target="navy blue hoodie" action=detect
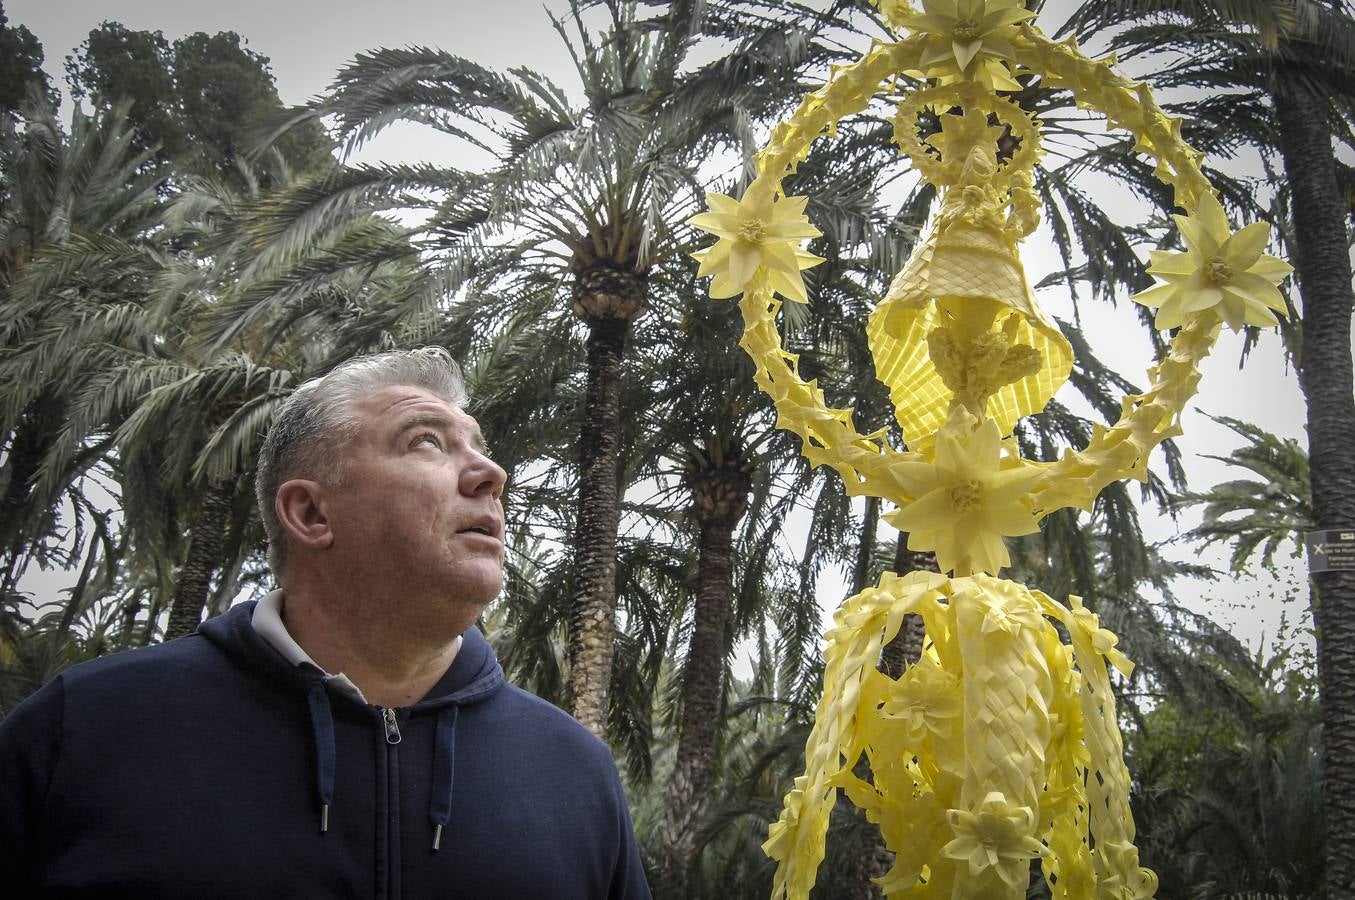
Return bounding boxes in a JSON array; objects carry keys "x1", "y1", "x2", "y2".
[{"x1": 0, "y1": 601, "x2": 652, "y2": 898}]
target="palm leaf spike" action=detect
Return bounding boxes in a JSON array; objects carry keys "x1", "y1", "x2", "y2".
[{"x1": 686, "y1": 2, "x2": 1292, "y2": 897}]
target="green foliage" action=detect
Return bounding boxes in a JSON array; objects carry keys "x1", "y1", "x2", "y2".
[
  {"x1": 1130, "y1": 647, "x2": 1324, "y2": 897},
  {"x1": 0, "y1": 82, "x2": 402, "y2": 670},
  {"x1": 65, "y1": 22, "x2": 330, "y2": 180},
  {"x1": 1060, "y1": 0, "x2": 1355, "y2": 124},
  {"x1": 0, "y1": 2, "x2": 50, "y2": 118},
  {"x1": 1178, "y1": 414, "x2": 1312, "y2": 573},
  {"x1": 172, "y1": 31, "x2": 330, "y2": 176},
  {"x1": 64, "y1": 23, "x2": 176, "y2": 160},
  {"x1": 1058, "y1": 0, "x2": 1355, "y2": 361},
  {"x1": 0, "y1": 93, "x2": 163, "y2": 588}
]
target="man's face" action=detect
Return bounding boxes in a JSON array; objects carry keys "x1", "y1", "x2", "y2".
[{"x1": 322, "y1": 384, "x2": 507, "y2": 631}]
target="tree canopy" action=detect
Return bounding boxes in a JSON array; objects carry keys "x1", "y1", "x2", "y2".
[{"x1": 64, "y1": 21, "x2": 330, "y2": 179}]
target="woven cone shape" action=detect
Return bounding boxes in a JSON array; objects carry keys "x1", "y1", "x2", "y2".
[{"x1": 868, "y1": 217, "x2": 1073, "y2": 449}]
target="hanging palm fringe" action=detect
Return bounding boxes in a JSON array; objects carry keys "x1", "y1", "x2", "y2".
[{"x1": 689, "y1": 1, "x2": 1291, "y2": 897}]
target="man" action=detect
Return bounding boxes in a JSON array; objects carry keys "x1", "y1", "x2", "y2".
[{"x1": 0, "y1": 348, "x2": 652, "y2": 899}]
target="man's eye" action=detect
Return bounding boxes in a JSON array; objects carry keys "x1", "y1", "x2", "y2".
[{"x1": 413, "y1": 433, "x2": 443, "y2": 449}]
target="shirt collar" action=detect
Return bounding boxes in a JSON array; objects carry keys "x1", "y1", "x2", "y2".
[{"x1": 252, "y1": 589, "x2": 460, "y2": 708}]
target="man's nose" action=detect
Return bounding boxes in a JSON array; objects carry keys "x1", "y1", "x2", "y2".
[{"x1": 465, "y1": 453, "x2": 508, "y2": 500}]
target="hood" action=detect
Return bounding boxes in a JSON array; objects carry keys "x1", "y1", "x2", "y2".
[
  {"x1": 198, "y1": 599, "x2": 507, "y2": 848},
  {"x1": 198, "y1": 599, "x2": 506, "y2": 709}
]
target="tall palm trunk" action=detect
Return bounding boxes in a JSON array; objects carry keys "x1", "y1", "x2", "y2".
[
  {"x1": 1272, "y1": 69, "x2": 1355, "y2": 894},
  {"x1": 657, "y1": 448, "x2": 750, "y2": 900},
  {"x1": 882, "y1": 537, "x2": 934, "y2": 677},
  {"x1": 163, "y1": 476, "x2": 234, "y2": 640},
  {"x1": 851, "y1": 495, "x2": 881, "y2": 595},
  {"x1": 567, "y1": 264, "x2": 647, "y2": 737},
  {"x1": 57, "y1": 512, "x2": 116, "y2": 635}
]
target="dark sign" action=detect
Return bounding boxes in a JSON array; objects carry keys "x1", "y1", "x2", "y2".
[{"x1": 1306, "y1": 529, "x2": 1355, "y2": 573}]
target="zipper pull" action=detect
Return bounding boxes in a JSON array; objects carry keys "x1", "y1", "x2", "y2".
[{"x1": 382, "y1": 707, "x2": 402, "y2": 744}]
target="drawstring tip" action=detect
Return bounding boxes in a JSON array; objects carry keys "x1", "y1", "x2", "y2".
[
  {"x1": 320, "y1": 804, "x2": 330, "y2": 834},
  {"x1": 432, "y1": 824, "x2": 443, "y2": 851}
]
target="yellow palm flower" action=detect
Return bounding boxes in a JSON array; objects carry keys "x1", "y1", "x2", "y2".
[
  {"x1": 880, "y1": 656, "x2": 962, "y2": 743},
  {"x1": 887, "y1": 417, "x2": 1043, "y2": 575},
  {"x1": 1068, "y1": 595, "x2": 1133, "y2": 677},
  {"x1": 970, "y1": 578, "x2": 1045, "y2": 635},
  {"x1": 1095, "y1": 840, "x2": 1158, "y2": 899},
  {"x1": 896, "y1": 0, "x2": 1034, "y2": 90},
  {"x1": 689, "y1": 176, "x2": 825, "y2": 303},
  {"x1": 1131, "y1": 192, "x2": 1291, "y2": 332},
  {"x1": 762, "y1": 775, "x2": 809, "y2": 860},
  {"x1": 925, "y1": 106, "x2": 1007, "y2": 168},
  {"x1": 941, "y1": 791, "x2": 1047, "y2": 886}
]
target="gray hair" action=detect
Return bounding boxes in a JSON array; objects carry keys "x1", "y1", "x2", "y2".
[{"x1": 256, "y1": 347, "x2": 467, "y2": 575}]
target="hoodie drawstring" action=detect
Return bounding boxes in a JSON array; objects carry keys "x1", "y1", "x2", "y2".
[
  {"x1": 429, "y1": 706, "x2": 458, "y2": 850},
  {"x1": 305, "y1": 681, "x2": 460, "y2": 849},
  {"x1": 306, "y1": 682, "x2": 337, "y2": 834}
]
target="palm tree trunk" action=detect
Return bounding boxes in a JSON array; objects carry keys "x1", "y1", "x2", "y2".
[
  {"x1": 0, "y1": 396, "x2": 65, "y2": 586},
  {"x1": 163, "y1": 476, "x2": 234, "y2": 640},
  {"x1": 119, "y1": 596, "x2": 144, "y2": 650},
  {"x1": 657, "y1": 446, "x2": 750, "y2": 900},
  {"x1": 58, "y1": 517, "x2": 105, "y2": 635},
  {"x1": 567, "y1": 265, "x2": 646, "y2": 737},
  {"x1": 851, "y1": 495, "x2": 881, "y2": 595},
  {"x1": 566, "y1": 316, "x2": 628, "y2": 736},
  {"x1": 0, "y1": 423, "x2": 40, "y2": 555},
  {"x1": 657, "y1": 518, "x2": 734, "y2": 900},
  {"x1": 1272, "y1": 70, "x2": 1355, "y2": 895},
  {"x1": 881, "y1": 536, "x2": 935, "y2": 677}
]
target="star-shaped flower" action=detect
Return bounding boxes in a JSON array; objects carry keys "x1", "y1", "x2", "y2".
[
  {"x1": 1131, "y1": 192, "x2": 1291, "y2": 332},
  {"x1": 925, "y1": 108, "x2": 1007, "y2": 167},
  {"x1": 941, "y1": 791, "x2": 1047, "y2": 886},
  {"x1": 887, "y1": 417, "x2": 1044, "y2": 575},
  {"x1": 688, "y1": 176, "x2": 825, "y2": 303},
  {"x1": 896, "y1": 0, "x2": 1034, "y2": 90},
  {"x1": 970, "y1": 579, "x2": 1045, "y2": 636},
  {"x1": 880, "y1": 656, "x2": 962, "y2": 743}
]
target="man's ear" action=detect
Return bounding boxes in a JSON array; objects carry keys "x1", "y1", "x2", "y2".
[{"x1": 275, "y1": 480, "x2": 334, "y2": 552}]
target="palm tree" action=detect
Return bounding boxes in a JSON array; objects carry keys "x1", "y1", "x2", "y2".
[
  {"x1": 1129, "y1": 639, "x2": 1324, "y2": 897},
  {"x1": 1177, "y1": 414, "x2": 1312, "y2": 573},
  {"x1": 1275, "y1": 67, "x2": 1355, "y2": 893},
  {"x1": 3, "y1": 146, "x2": 434, "y2": 643},
  {"x1": 269, "y1": 0, "x2": 843, "y2": 737},
  {"x1": 147, "y1": 159, "x2": 440, "y2": 639},
  {"x1": 0, "y1": 95, "x2": 162, "y2": 592},
  {"x1": 654, "y1": 431, "x2": 754, "y2": 900},
  {"x1": 1056, "y1": 0, "x2": 1355, "y2": 885}
]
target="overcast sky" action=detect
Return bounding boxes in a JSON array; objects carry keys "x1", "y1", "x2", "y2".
[
  {"x1": 12, "y1": 1, "x2": 576, "y2": 105},
  {"x1": 10, "y1": 0, "x2": 1316, "y2": 654}
]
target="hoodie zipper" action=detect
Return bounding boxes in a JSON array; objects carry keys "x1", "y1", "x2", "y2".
[
  {"x1": 382, "y1": 706, "x2": 402, "y2": 744},
  {"x1": 379, "y1": 706, "x2": 403, "y2": 899}
]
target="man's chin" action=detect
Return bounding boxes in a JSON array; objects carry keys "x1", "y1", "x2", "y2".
[
  {"x1": 445, "y1": 572, "x2": 505, "y2": 620},
  {"x1": 461, "y1": 566, "x2": 505, "y2": 604}
]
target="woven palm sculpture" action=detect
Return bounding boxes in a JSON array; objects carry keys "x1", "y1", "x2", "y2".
[{"x1": 688, "y1": 2, "x2": 1291, "y2": 897}]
